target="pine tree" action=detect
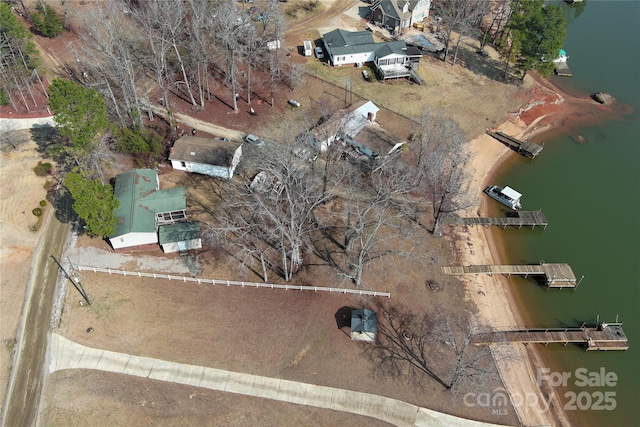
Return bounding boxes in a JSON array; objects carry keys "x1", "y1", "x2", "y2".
[
  {"x1": 48, "y1": 78, "x2": 111, "y2": 151},
  {"x1": 31, "y1": 3, "x2": 63, "y2": 38},
  {"x1": 65, "y1": 171, "x2": 119, "y2": 237}
]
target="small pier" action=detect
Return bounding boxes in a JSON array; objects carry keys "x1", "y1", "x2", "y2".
[
  {"x1": 472, "y1": 322, "x2": 629, "y2": 351},
  {"x1": 441, "y1": 262, "x2": 579, "y2": 288},
  {"x1": 487, "y1": 131, "x2": 543, "y2": 159},
  {"x1": 444, "y1": 210, "x2": 548, "y2": 229},
  {"x1": 555, "y1": 61, "x2": 572, "y2": 77}
]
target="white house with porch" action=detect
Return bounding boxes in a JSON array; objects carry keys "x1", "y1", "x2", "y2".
[
  {"x1": 370, "y1": 0, "x2": 431, "y2": 34},
  {"x1": 321, "y1": 29, "x2": 422, "y2": 81},
  {"x1": 109, "y1": 169, "x2": 201, "y2": 252}
]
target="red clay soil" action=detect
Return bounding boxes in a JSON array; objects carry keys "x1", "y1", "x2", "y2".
[
  {"x1": 0, "y1": 76, "x2": 52, "y2": 119},
  {"x1": 516, "y1": 72, "x2": 633, "y2": 136}
]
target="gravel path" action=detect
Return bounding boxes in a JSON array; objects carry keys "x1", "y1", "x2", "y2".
[{"x1": 64, "y1": 237, "x2": 193, "y2": 274}]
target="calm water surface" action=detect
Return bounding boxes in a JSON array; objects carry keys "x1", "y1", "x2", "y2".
[{"x1": 494, "y1": 1, "x2": 639, "y2": 426}]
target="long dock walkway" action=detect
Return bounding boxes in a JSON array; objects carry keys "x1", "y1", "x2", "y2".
[
  {"x1": 441, "y1": 262, "x2": 578, "y2": 288},
  {"x1": 444, "y1": 211, "x2": 548, "y2": 229},
  {"x1": 487, "y1": 131, "x2": 543, "y2": 159},
  {"x1": 472, "y1": 323, "x2": 629, "y2": 351}
]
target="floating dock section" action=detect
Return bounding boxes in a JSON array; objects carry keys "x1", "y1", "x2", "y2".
[
  {"x1": 472, "y1": 323, "x2": 629, "y2": 351},
  {"x1": 486, "y1": 131, "x2": 543, "y2": 159},
  {"x1": 442, "y1": 262, "x2": 579, "y2": 288},
  {"x1": 555, "y1": 61, "x2": 573, "y2": 77}
]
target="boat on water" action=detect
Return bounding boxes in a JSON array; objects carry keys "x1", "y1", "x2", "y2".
[
  {"x1": 542, "y1": 49, "x2": 568, "y2": 63},
  {"x1": 484, "y1": 185, "x2": 522, "y2": 210},
  {"x1": 552, "y1": 49, "x2": 569, "y2": 63}
]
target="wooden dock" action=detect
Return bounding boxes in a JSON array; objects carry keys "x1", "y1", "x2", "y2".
[
  {"x1": 472, "y1": 323, "x2": 628, "y2": 351},
  {"x1": 444, "y1": 210, "x2": 548, "y2": 229},
  {"x1": 486, "y1": 131, "x2": 543, "y2": 159},
  {"x1": 442, "y1": 262, "x2": 579, "y2": 288},
  {"x1": 555, "y1": 61, "x2": 573, "y2": 77}
]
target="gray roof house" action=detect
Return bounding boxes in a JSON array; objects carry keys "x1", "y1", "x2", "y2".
[
  {"x1": 370, "y1": 0, "x2": 431, "y2": 34},
  {"x1": 321, "y1": 29, "x2": 422, "y2": 81},
  {"x1": 109, "y1": 169, "x2": 201, "y2": 252},
  {"x1": 169, "y1": 135, "x2": 243, "y2": 179},
  {"x1": 351, "y1": 309, "x2": 378, "y2": 342}
]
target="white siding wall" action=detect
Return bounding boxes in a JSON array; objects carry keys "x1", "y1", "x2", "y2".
[
  {"x1": 110, "y1": 232, "x2": 158, "y2": 250},
  {"x1": 412, "y1": 0, "x2": 430, "y2": 22},
  {"x1": 171, "y1": 159, "x2": 231, "y2": 179},
  {"x1": 229, "y1": 145, "x2": 242, "y2": 178},
  {"x1": 161, "y1": 238, "x2": 202, "y2": 254},
  {"x1": 331, "y1": 51, "x2": 375, "y2": 67}
]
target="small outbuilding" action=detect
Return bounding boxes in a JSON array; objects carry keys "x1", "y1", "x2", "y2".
[
  {"x1": 158, "y1": 221, "x2": 202, "y2": 254},
  {"x1": 351, "y1": 309, "x2": 378, "y2": 342},
  {"x1": 169, "y1": 135, "x2": 243, "y2": 179}
]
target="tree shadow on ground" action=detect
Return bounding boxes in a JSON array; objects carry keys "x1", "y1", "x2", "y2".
[
  {"x1": 362, "y1": 299, "x2": 498, "y2": 392},
  {"x1": 448, "y1": 43, "x2": 524, "y2": 85},
  {"x1": 50, "y1": 187, "x2": 76, "y2": 224},
  {"x1": 30, "y1": 124, "x2": 61, "y2": 159}
]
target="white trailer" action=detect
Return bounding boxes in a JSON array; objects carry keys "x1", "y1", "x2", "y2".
[{"x1": 303, "y1": 40, "x2": 313, "y2": 56}]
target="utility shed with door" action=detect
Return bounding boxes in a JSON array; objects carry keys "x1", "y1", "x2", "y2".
[
  {"x1": 169, "y1": 135, "x2": 243, "y2": 179},
  {"x1": 158, "y1": 221, "x2": 202, "y2": 254},
  {"x1": 351, "y1": 309, "x2": 378, "y2": 342}
]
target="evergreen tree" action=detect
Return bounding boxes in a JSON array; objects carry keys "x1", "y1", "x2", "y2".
[
  {"x1": 66, "y1": 171, "x2": 119, "y2": 237},
  {"x1": 31, "y1": 2, "x2": 63, "y2": 38},
  {"x1": 504, "y1": 0, "x2": 567, "y2": 79},
  {"x1": 0, "y1": 3, "x2": 40, "y2": 68},
  {"x1": 48, "y1": 78, "x2": 111, "y2": 151}
]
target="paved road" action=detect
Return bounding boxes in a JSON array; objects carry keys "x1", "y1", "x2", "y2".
[
  {"x1": 49, "y1": 333, "x2": 510, "y2": 427},
  {"x1": 2, "y1": 216, "x2": 70, "y2": 427}
]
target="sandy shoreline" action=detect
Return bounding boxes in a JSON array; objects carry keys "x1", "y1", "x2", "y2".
[
  {"x1": 453, "y1": 71, "x2": 625, "y2": 426},
  {"x1": 458, "y1": 118, "x2": 570, "y2": 427}
]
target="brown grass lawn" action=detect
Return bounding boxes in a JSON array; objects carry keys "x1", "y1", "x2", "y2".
[{"x1": 31, "y1": 2, "x2": 538, "y2": 426}]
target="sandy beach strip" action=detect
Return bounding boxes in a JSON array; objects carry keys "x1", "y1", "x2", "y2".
[{"x1": 456, "y1": 116, "x2": 572, "y2": 427}]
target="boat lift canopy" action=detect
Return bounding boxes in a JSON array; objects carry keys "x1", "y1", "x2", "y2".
[{"x1": 501, "y1": 186, "x2": 522, "y2": 201}]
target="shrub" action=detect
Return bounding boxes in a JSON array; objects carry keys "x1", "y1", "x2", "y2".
[
  {"x1": 0, "y1": 88, "x2": 9, "y2": 106},
  {"x1": 115, "y1": 127, "x2": 163, "y2": 155},
  {"x1": 115, "y1": 127, "x2": 147, "y2": 154},
  {"x1": 39, "y1": 200, "x2": 47, "y2": 207},
  {"x1": 32, "y1": 208, "x2": 42, "y2": 217},
  {"x1": 33, "y1": 161, "x2": 52, "y2": 176}
]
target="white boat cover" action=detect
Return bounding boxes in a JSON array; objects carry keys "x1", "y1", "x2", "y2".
[{"x1": 501, "y1": 186, "x2": 522, "y2": 200}]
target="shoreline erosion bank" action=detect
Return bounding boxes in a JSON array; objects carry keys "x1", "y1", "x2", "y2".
[{"x1": 456, "y1": 73, "x2": 627, "y2": 427}]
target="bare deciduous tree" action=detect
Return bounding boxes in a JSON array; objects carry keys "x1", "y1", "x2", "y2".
[
  {"x1": 204, "y1": 136, "x2": 332, "y2": 282},
  {"x1": 434, "y1": 0, "x2": 491, "y2": 65},
  {"x1": 365, "y1": 301, "x2": 498, "y2": 391},
  {"x1": 410, "y1": 108, "x2": 476, "y2": 234}
]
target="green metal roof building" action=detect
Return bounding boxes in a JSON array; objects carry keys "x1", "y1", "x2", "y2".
[{"x1": 109, "y1": 169, "x2": 190, "y2": 250}]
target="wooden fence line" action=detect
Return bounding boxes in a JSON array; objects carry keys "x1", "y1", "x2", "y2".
[{"x1": 76, "y1": 266, "x2": 391, "y2": 297}]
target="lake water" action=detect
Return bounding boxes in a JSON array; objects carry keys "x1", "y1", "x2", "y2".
[{"x1": 495, "y1": 1, "x2": 640, "y2": 426}]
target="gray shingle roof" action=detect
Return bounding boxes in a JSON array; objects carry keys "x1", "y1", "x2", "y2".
[
  {"x1": 170, "y1": 135, "x2": 241, "y2": 167},
  {"x1": 323, "y1": 29, "x2": 375, "y2": 48},
  {"x1": 158, "y1": 221, "x2": 200, "y2": 244}
]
